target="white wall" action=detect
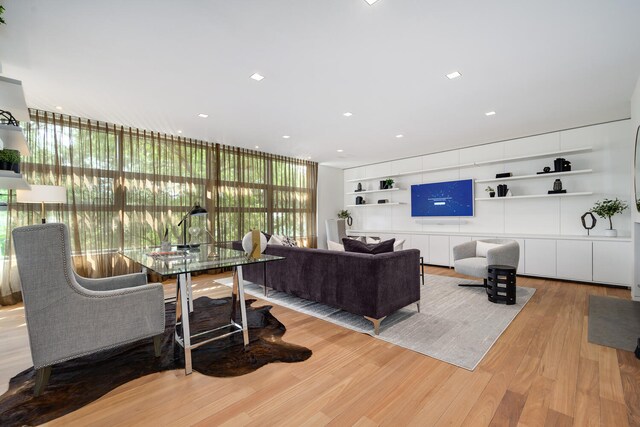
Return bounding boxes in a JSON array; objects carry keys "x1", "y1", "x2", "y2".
[
  {"x1": 344, "y1": 120, "x2": 633, "y2": 238},
  {"x1": 317, "y1": 165, "x2": 344, "y2": 249},
  {"x1": 631, "y1": 76, "x2": 640, "y2": 300}
]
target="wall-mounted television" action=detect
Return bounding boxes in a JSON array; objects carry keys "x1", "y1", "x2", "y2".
[{"x1": 411, "y1": 179, "x2": 474, "y2": 217}]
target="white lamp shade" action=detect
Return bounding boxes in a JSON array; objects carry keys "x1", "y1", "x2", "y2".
[{"x1": 17, "y1": 185, "x2": 67, "y2": 204}]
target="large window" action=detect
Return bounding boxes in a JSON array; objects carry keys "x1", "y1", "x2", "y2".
[{"x1": 0, "y1": 110, "x2": 317, "y2": 300}]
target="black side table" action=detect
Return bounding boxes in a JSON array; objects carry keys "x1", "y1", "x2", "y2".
[{"x1": 486, "y1": 265, "x2": 516, "y2": 305}]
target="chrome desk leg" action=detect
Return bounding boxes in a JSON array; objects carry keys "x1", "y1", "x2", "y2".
[
  {"x1": 176, "y1": 273, "x2": 192, "y2": 375},
  {"x1": 187, "y1": 272, "x2": 194, "y2": 313},
  {"x1": 231, "y1": 266, "x2": 250, "y2": 346}
]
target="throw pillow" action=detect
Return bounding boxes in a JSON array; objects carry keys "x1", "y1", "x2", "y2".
[
  {"x1": 342, "y1": 238, "x2": 395, "y2": 254},
  {"x1": 476, "y1": 241, "x2": 502, "y2": 258},
  {"x1": 366, "y1": 236, "x2": 381, "y2": 244},
  {"x1": 345, "y1": 236, "x2": 365, "y2": 243},
  {"x1": 281, "y1": 236, "x2": 299, "y2": 247},
  {"x1": 268, "y1": 235, "x2": 284, "y2": 246},
  {"x1": 327, "y1": 240, "x2": 345, "y2": 251},
  {"x1": 393, "y1": 239, "x2": 405, "y2": 251}
]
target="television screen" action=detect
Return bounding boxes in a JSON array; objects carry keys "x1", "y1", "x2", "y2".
[{"x1": 411, "y1": 179, "x2": 474, "y2": 217}]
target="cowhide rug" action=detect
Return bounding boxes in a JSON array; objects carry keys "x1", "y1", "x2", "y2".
[{"x1": 0, "y1": 297, "x2": 311, "y2": 426}]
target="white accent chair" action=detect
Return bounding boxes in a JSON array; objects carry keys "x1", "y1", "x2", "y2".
[
  {"x1": 452, "y1": 239, "x2": 520, "y2": 287},
  {"x1": 325, "y1": 219, "x2": 347, "y2": 245}
]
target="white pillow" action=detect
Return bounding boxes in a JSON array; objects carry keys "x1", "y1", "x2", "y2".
[
  {"x1": 393, "y1": 239, "x2": 405, "y2": 251},
  {"x1": 268, "y1": 235, "x2": 284, "y2": 246},
  {"x1": 366, "y1": 236, "x2": 381, "y2": 244},
  {"x1": 476, "y1": 241, "x2": 502, "y2": 258},
  {"x1": 327, "y1": 240, "x2": 345, "y2": 251}
]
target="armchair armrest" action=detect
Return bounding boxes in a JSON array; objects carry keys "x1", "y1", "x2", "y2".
[
  {"x1": 453, "y1": 241, "x2": 477, "y2": 261},
  {"x1": 74, "y1": 271, "x2": 149, "y2": 292},
  {"x1": 486, "y1": 241, "x2": 520, "y2": 270}
]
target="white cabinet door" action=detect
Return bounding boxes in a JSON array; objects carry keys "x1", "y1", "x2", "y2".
[
  {"x1": 411, "y1": 235, "x2": 429, "y2": 263},
  {"x1": 593, "y1": 241, "x2": 633, "y2": 286},
  {"x1": 429, "y1": 235, "x2": 450, "y2": 266},
  {"x1": 525, "y1": 239, "x2": 557, "y2": 277},
  {"x1": 449, "y1": 236, "x2": 472, "y2": 267},
  {"x1": 556, "y1": 240, "x2": 592, "y2": 282}
]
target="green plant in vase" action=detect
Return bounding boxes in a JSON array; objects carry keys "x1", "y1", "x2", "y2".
[
  {"x1": 485, "y1": 186, "x2": 495, "y2": 198},
  {"x1": 383, "y1": 178, "x2": 394, "y2": 189},
  {"x1": 590, "y1": 198, "x2": 628, "y2": 237},
  {"x1": 337, "y1": 209, "x2": 353, "y2": 227}
]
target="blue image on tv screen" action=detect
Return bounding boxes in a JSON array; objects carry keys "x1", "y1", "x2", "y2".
[{"x1": 411, "y1": 179, "x2": 474, "y2": 217}]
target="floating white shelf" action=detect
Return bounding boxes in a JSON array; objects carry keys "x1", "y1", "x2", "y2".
[
  {"x1": 346, "y1": 188, "x2": 402, "y2": 195},
  {"x1": 475, "y1": 169, "x2": 592, "y2": 183},
  {"x1": 0, "y1": 76, "x2": 30, "y2": 122},
  {"x1": 475, "y1": 192, "x2": 593, "y2": 201},
  {"x1": 345, "y1": 147, "x2": 592, "y2": 182},
  {"x1": 0, "y1": 124, "x2": 30, "y2": 155},
  {"x1": 0, "y1": 170, "x2": 31, "y2": 190},
  {"x1": 346, "y1": 202, "x2": 405, "y2": 207}
]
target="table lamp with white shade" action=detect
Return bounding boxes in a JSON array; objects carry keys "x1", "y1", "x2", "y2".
[{"x1": 16, "y1": 185, "x2": 67, "y2": 223}]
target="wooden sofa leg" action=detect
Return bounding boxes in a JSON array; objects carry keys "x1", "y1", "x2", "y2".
[
  {"x1": 364, "y1": 316, "x2": 386, "y2": 335},
  {"x1": 153, "y1": 334, "x2": 163, "y2": 357},
  {"x1": 34, "y1": 366, "x2": 51, "y2": 397}
]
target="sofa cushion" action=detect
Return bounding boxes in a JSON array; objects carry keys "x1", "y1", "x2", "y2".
[
  {"x1": 476, "y1": 241, "x2": 502, "y2": 258},
  {"x1": 268, "y1": 235, "x2": 284, "y2": 245},
  {"x1": 342, "y1": 238, "x2": 395, "y2": 254},
  {"x1": 394, "y1": 239, "x2": 405, "y2": 251},
  {"x1": 281, "y1": 236, "x2": 299, "y2": 247},
  {"x1": 327, "y1": 240, "x2": 345, "y2": 251}
]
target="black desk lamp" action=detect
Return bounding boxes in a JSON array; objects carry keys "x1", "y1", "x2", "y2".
[{"x1": 177, "y1": 204, "x2": 208, "y2": 249}]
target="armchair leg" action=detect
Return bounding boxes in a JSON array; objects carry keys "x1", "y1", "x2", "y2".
[
  {"x1": 364, "y1": 316, "x2": 386, "y2": 335},
  {"x1": 153, "y1": 334, "x2": 163, "y2": 357},
  {"x1": 34, "y1": 366, "x2": 51, "y2": 397},
  {"x1": 416, "y1": 302, "x2": 421, "y2": 313}
]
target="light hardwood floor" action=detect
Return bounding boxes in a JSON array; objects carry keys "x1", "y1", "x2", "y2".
[{"x1": 1, "y1": 267, "x2": 639, "y2": 426}]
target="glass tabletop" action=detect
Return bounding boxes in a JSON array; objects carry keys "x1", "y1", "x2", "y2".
[{"x1": 119, "y1": 245, "x2": 285, "y2": 276}]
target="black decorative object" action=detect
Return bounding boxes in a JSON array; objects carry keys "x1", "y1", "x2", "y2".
[
  {"x1": 380, "y1": 180, "x2": 386, "y2": 190},
  {"x1": 490, "y1": 191, "x2": 495, "y2": 198},
  {"x1": 497, "y1": 184, "x2": 509, "y2": 197},
  {"x1": 581, "y1": 212, "x2": 597, "y2": 235},
  {"x1": 355, "y1": 196, "x2": 364, "y2": 205},
  {"x1": 377, "y1": 199, "x2": 388, "y2": 204},
  {"x1": 495, "y1": 172, "x2": 512, "y2": 179},
  {"x1": 346, "y1": 216, "x2": 353, "y2": 226},
  {"x1": 177, "y1": 204, "x2": 208, "y2": 249},
  {"x1": 0, "y1": 109, "x2": 19, "y2": 126},
  {"x1": 548, "y1": 179, "x2": 567, "y2": 194},
  {"x1": 356, "y1": 183, "x2": 362, "y2": 192},
  {"x1": 537, "y1": 166, "x2": 552, "y2": 174},
  {"x1": 486, "y1": 265, "x2": 516, "y2": 305},
  {"x1": 553, "y1": 158, "x2": 572, "y2": 172}
]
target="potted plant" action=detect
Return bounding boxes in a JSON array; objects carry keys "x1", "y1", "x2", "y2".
[
  {"x1": 7, "y1": 149, "x2": 20, "y2": 173},
  {"x1": 590, "y1": 198, "x2": 628, "y2": 237},
  {"x1": 0, "y1": 149, "x2": 14, "y2": 172},
  {"x1": 381, "y1": 178, "x2": 394, "y2": 190},
  {"x1": 337, "y1": 209, "x2": 353, "y2": 227},
  {"x1": 485, "y1": 186, "x2": 495, "y2": 198}
]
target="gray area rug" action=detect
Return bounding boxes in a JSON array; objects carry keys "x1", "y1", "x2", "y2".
[
  {"x1": 217, "y1": 274, "x2": 535, "y2": 370},
  {"x1": 588, "y1": 295, "x2": 640, "y2": 352}
]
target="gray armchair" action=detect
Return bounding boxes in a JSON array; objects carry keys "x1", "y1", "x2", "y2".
[
  {"x1": 12, "y1": 223, "x2": 165, "y2": 396},
  {"x1": 453, "y1": 239, "x2": 520, "y2": 287}
]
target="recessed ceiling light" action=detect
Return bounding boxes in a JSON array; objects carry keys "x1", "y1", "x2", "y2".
[
  {"x1": 55, "y1": 106, "x2": 63, "y2": 110},
  {"x1": 198, "y1": 113, "x2": 209, "y2": 118},
  {"x1": 343, "y1": 112, "x2": 353, "y2": 117},
  {"x1": 250, "y1": 73, "x2": 265, "y2": 81},
  {"x1": 177, "y1": 130, "x2": 182, "y2": 134},
  {"x1": 485, "y1": 111, "x2": 496, "y2": 116},
  {"x1": 255, "y1": 145, "x2": 260, "y2": 149},
  {"x1": 307, "y1": 156, "x2": 312, "y2": 160},
  {"x1": 282, "y1": 135, "x2": 291, "y2": 139},
  {"x1": 364, "y1": 0, "x2": 380, "y2": 4},
  {"x1": 446, "y1": 71, "x2": 462, "y2": 80},
  {"x1": 337, "y1": 149, "x2": 344, "y2": 153},
  {"x1": 396, "y1": 134, "x2": 404, "y2": 138}
]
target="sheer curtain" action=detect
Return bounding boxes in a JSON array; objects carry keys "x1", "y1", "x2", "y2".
[{"x1": 0, "y1": 110, "x2": 318, "y2": 305}]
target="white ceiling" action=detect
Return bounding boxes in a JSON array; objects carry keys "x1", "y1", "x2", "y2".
[{"x1": 1, "y1": 0, "x2": 640, "y2": 168}]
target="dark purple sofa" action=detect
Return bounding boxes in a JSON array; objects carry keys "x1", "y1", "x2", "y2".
[{"x1": 231, "y1": 243, "x2": 421, "y2": 334}]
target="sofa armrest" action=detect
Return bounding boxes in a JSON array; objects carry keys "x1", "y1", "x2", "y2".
[
  {"x1": 453, "y1": 240, "x2": 477, "y2": 261},
  {"x1": 74, "y1": 271, "x2": 149, "y2": 291},
  {"x1": 486, "y1": 241, "x2": 520, "y2": 270}
]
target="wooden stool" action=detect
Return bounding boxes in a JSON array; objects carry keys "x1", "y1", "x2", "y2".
[{"x1": 486, "y1": 265, "x2": 516, "y2": 305}]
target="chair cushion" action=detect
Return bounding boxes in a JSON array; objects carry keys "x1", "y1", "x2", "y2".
[
  {"x1": 454, "y1": 257, "x2": 489, "y2": 279},
  {"x1": 476, "y1": 241, "x2": 502, "y2": 258},
  {"x1": 342, "y1": 238, "x2": 395, "y2": 254}
]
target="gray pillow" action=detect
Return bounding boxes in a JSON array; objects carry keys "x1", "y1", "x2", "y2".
[{"x1": 342, "y1": 238, "x2": 395, "y2": 254}]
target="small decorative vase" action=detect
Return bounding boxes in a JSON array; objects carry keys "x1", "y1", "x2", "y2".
[
  {"x1": 489, "y1": 192, "x2": 495, "y2": 198},
  {"x1": 553, "y1": 179, "x2": 563, "y2": 192},
  {"x1": 357, "y1": 183, "x2": 362, "y2": 192},
  {"x1": 380, "y1": 180, "x2": 386, "y2": 190},
  {"x1": 604, "y1": 229, "x2": 618, "y2": 237}
]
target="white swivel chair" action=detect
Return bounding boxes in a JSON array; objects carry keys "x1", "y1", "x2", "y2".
[{"x1": 452, "y1": 239, "x2": 520, "y2": 287}]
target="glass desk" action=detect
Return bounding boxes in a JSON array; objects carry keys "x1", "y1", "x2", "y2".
[{"x1": 120, "y1": 245, "x2": 285, "y2": 375}]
